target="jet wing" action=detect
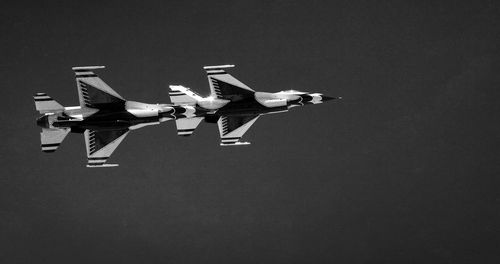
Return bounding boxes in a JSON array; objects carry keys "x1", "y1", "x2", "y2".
[
  {"x1": 217, "y1": 114, "x2": 260, "y2": 146},
  {"x1": 72, "y1": 66, "x2": 125, "y2": 109},
  {"x1": 84, "y1": 129, "x2": 129, "y2": 167},
  {"x1": 204, "y1": 65, "x2": 255, "y2": 101}
]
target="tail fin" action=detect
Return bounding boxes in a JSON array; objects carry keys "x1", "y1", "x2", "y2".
[
  {"x1": 40, "y1": 128, "x2": 70, "y2": 153},
  {"x1": 168, "y1": 85, "x2": 202, "y2": 106},
  {"x1": 34, "y1": 93, "x2": 64, "y2": 114}
]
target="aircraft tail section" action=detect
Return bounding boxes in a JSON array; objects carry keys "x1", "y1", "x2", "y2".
[
  {"x1": 34, "y1": 93, "x2": 64, "y2": 114},
  {"x1": 40, "y1": 128, "x2": 70, "y2": 153},
  {"x1": 168, "y1": 85, "x2": 202, "y2": 106},
  {"x1": 175, "y1": 117, "x2": 203, "y2": 136}
]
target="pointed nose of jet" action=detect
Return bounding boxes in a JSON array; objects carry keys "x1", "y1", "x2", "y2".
[{"x1": 321, "y1": 95, "x2": 335, "y2": 101}]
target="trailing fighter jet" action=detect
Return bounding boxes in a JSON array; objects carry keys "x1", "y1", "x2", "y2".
[
  {"x1": 34, "y1": 66, "x2": 206, "y2": 167},
  {"x1": 168, "y1": 64, "x2": 338, "y2": 146}
]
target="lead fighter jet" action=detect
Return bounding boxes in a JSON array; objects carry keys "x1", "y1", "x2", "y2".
[
  {"x1": 169, "y1": 64, "x2": 337, "y2": 145},
  {"x1": 34, "y1": 65, "x2": 337, "y2": 167}
]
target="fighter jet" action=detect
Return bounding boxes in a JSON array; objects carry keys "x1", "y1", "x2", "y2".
[
  {"x1": 168, "y1": 64, "x2": 338, "y2": 146},
  {"x1": 34, "y1": 66, "x2": 206, "y2": 167}
]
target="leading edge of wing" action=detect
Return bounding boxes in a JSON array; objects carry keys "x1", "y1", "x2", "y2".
[{"x1": 84, "y1": 128, "x2": 129, "y2": 167}]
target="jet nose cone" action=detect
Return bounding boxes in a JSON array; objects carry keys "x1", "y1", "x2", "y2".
[{"x1": 321, "y1": 95, "x2": 336, "y2": 101}]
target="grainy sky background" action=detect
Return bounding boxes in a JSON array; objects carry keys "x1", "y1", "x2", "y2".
[{"x1": 1, "y1": 1, "x2": 500, "y2": 263}]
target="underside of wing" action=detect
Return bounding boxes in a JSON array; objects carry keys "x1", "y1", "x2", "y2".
[
  {"x1": 204, "y1": 65, "x2": 255, "y2": 101},
  {"x1": 84, "y1": 128, "x2": 129, "y2": 167},
  {"x1": 72, "y1": 66, "x2": 125, "y2": 109},
  {"x1": 217, "y1": 114, "x2": 260, "y2": 146}
]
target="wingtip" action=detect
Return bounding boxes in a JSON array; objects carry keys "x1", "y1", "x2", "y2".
[
  {"x1": 72, "y1": 66, "x2": 106, "y2": 70},
  {"x1": 86, "y1": 163, "x2": 119, "y2": 168},
  {"x1": 220, "y1": 142, "x2": 251, "y2": 146},
  {"x1": 203, "y1": 64, "x2": 235, "y2": 70}
]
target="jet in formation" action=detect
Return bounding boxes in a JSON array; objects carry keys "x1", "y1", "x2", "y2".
[{"x1": 34, "y1": 65, "x2": 338, "y2": 167}]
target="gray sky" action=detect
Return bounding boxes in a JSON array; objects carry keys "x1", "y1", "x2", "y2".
[{"x1": 1, "y1": 1, "x2": 500, "y2": 263}]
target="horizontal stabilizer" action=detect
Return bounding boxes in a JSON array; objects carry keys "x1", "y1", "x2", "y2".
[
  {"x1": 40, "y1": 128, "x2": 70, "y2": 153},
  {"x1": 175, "y1": 117, "x2": 203, "y2": 136},
  {"x1": 169, "y1": 85, "x2": 202, "y2": 105},
  {"x1": 34, "y1": 93, "x2": 64, "y2": 114}
]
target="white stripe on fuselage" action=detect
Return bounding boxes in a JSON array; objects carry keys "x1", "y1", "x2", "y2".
[{"x1": 62, "y1": 106, "x2": 99, "y2": 120}]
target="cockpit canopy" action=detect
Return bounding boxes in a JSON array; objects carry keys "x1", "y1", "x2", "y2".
[{"x1": 276, "y1": 89, "x2": 307, "y2": 95}]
